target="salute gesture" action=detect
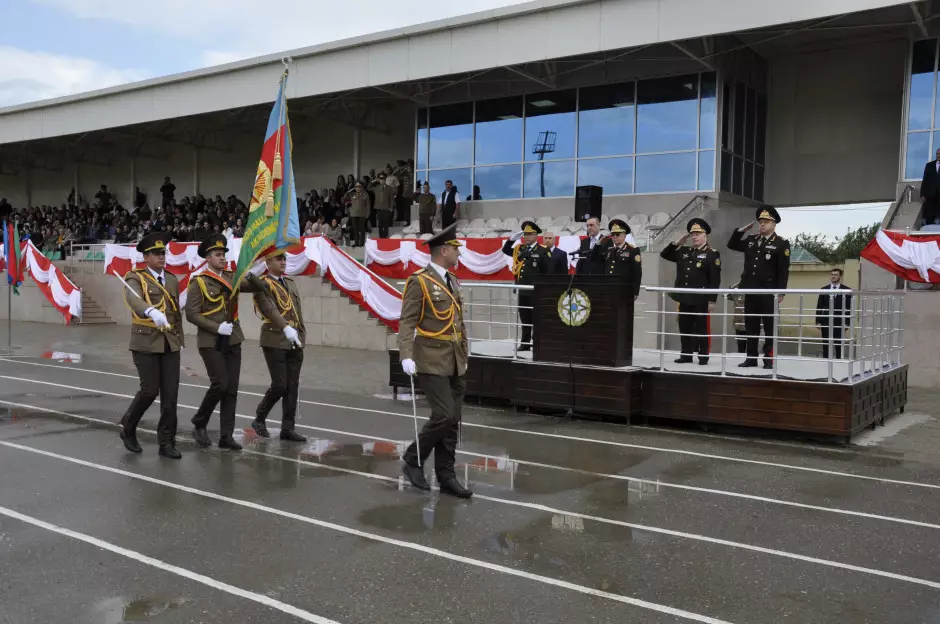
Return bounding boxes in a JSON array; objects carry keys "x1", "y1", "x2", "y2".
[
  {"x1": 674, "y1": 233, "x2": 690, "y2": 246},
  {"x1": 738, "y1": 221, "x2": 755, "y2": 233}
]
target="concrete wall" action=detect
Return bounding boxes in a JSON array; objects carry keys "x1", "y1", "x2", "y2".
[
  {"x1": 0, "y1": 280, "x2": 74, "y2": 324},
  {"x1": 901, "y1": 290, "x2": 940, "y2": 387},
  {"x1": 765, "y1": 36, "x2": 906, "y2": 206}
]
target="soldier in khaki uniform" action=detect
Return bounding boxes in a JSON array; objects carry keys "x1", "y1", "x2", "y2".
[
  {"x1": 399, "y1": 223, "x2": 472, "y2": 498},
  {"x1": 251, "y1": 251, "x2": 308, "y2": 442},
  {"x1": 416, "y1": 181, "x2": 436, "y2": 235},
  {"x1": 119, "y1": 231, "x2": 185, "y2": 459},
  {"x1": 373, "y1": 172, "x2": 395, "y2": 238},
  {"x1": 184, "y1": 234, "x2": 267, "y2": 450},
  {"x1": 347, "y1": 181, "x2": 371, "y2": 247}
]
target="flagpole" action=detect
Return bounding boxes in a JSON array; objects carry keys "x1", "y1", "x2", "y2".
[{"x1": 6, "y1": 282, "x2": 11, "y2": 355}]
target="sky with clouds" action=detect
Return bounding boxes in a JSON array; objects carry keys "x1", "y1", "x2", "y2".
[{"x1": 0, "y1": 0, "x2": 528, "y2": 108}]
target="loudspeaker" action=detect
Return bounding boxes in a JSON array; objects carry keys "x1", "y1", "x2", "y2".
[{"x1": 574, "y1": 185, "x2": 602, "y2": 222}]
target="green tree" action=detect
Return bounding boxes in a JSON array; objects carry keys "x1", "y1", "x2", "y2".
[{"x1": 793, "y1": 222, "x2": 879, "y2": 265}]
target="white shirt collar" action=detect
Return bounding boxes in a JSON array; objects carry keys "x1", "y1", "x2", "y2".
[
  {"x1": 147, "y1": 267, "x2": 165, "y2": 281},
  {"x1": 427, "y1": 262, "x2": 449, "y2": 281}
]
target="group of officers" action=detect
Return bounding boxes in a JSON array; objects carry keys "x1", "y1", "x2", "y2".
[
  {"x1": 119, "y1": 231, "x2": 308, "y2": 459},
  {"x1": 499, "y1": 206, "x2": 791, "y2": 368}
]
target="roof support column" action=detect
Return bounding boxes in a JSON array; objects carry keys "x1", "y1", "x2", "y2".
[
  {"x1": 73, "y1": 164, "x2": 80, "y2": 207},
  {"x1": 352, "y1": 128, "x2": 361, "y2": 179},
  {"x1": 192, "y1": 148, "x2": 200, "y2": 197},
  {"x1": 130, "y1": 157, "x2": 137, "y2": 209},
  {"x1": 24, "y1": 168, "x2": 32, "y2": 209}
]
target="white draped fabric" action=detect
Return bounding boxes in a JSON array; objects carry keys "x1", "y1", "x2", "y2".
[
  {"x1": 0, "y1": 241, "x2": 83, "y2": 321},
  {"x1": 874, "y1": 230, "x2": 940, "y2": 282}
]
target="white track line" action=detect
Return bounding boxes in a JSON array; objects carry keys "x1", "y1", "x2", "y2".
[
  {"x1": 1, "y1": 374, "x2": 937, "y2": 531},
  {"x1": 0, "y1": 440, "x2": 734, "y2": 624},
  {"x1": 5, "y1": 398, "x2": 940, "y2": 591},
  {"x1": 2, "y1": 357, "x2": 936, "y2": 491},
  {"x1": 0, "y1": 504, "x2": 340, "y2": 624}
]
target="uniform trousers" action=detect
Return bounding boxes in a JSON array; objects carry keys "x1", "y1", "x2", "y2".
[
  {"x1": 256, "y1": 346, "x2": 304, "y2": 430},
  {"x1": 403, "y1": 373, "x2": 465, "y2": 481},
  {"x1": 350, "y1": 216, "x2": 366, "y2": 246},
  {"x1": 441, "y1": 209, "x2": 456, "y2": 229},
  {"x1": 192, "y1": 344, "x2": 241, "y2": 437},
  {"x1": 419, "y1": 214, "x2": 434, "y2": 235},
  {"x1": 744, "y1": 293, "x2": 776, "y2": 363},
  {"x1": 517, "y1": 290, "x2": 534, "y2": 348},
  {"x1": 122, "y1": 342, "x2": 180, "y2": 445},
  {"x1": 677, "y1": 301, "x2": 710, "y2": 356},
  {"x1": 377, "y1": 209, "x2": 392, "y2": 238}
]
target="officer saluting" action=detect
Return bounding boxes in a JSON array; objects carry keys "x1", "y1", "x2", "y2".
[
  {"x1": 118, "y1": 231, "x2": 185, "y2": 459},
  {"x1": 596, "y1": 219, "x2": 642, "y2": 298},
  {"x1": 399, "y1": 223, "x2": 472, "y2": 498},
  {"x1": 727, "y1": 205, "x2": 790, "y2": 368},
  {"x1": 502, "y1": 221, "x2": 549, "y2": 351},
  {"x1": 184, "y1": 234, "x2": 266, "y2": 451},
  {"x1": 660, "y1": 218, "x2": 721, "y2": 365},
  {"x1": 250, "y1": 252, "x2": 308, "y2": 442}
]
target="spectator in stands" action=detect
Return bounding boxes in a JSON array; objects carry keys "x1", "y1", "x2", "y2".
[
  {"x1": 466, "y1": 185, "x2": 482, "y2": 201},
  {"x1": 347, "y1": 182, "x2": 371, "y2": 247},
  {"x1": 416, "y1": 181, "x2": 436, "y2": 235},
  {"x1": 542, "y1": 232, "x2": 569, "y2": 274},
  {"x1": 440, "y1": 180, "x2": 460, "y2": 228},
  {"x1": 304, "y1": 219, "x2": 316, "y2": 236},
  {"x1": 233, "y1": 218, "x2": 244, "y2": 238},
  {"x1": 95, "y1": 185, "x2": 112, "y2": 207},
  {"x1": 160, "y1": 176, "x2": 176, "y2": 209},
  {"x1": 325, "y1": 217, "x2": 343, "y2": 244}
]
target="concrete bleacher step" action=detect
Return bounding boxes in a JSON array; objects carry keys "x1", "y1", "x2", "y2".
[
  {"x1": 79, "y1": 292, "x2": 115, "y2": 325},
  {"x1": 305, "y1": 275, "x2": 393, "y2": 351}
]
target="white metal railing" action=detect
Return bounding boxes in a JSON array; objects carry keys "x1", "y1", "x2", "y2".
[
  {"x1": 645, "y1": 286, "x2": 904, "y2": 383},
  {"x1": 67, "y1": 243, "x2": 110, "y2": 274}
]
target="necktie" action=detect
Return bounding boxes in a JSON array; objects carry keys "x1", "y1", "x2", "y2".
[
  {"x1": 589, "y1": 237, "x2": 596, "y2": 250},
  {"x1": 157, "y1": 275, "x2": 164, "y2": 286},
  {"x1": 278, "y1": 277, "x2": 286, "y2": 289},
  {"x1": 445, "y1": 273, "x2": 453, "y2": 293}
]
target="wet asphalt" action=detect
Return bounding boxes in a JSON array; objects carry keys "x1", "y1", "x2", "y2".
[{"x1": 1, "y1": 346, "x2": 940, "y2": 623}]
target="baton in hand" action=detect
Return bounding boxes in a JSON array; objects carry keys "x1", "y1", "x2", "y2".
[{"x1": 111, "y1": 269, "x2": 171, "y2": 331}]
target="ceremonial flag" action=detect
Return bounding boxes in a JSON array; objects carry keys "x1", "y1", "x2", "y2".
[
  {"x1": 233, "y1": 69, "x2": 301, "y2": 290},
  {"x1": 2, "y1": 219, "x2": 22, "y2": 294},
  {"x1": 861, "y1": 229, "x2": 940, "y2": 283}
]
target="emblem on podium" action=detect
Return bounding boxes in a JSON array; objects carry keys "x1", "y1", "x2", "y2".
[{"x1": 558, "y1": 288, "x2": 591, "y2": 327}]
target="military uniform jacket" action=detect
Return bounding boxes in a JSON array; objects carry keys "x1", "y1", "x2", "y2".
[
  {"x1": 598, "y1": 239, "x2": 642, "y2": 297},
  {"x1": 252, "y1": 275, "x2": 307, "y2": 349},
  {"x1": 501, "y1": 240, "x2": 550, "y2": 285},
  {"x1": 348, "y1": 192, "x2": 371, "y2": 218},
  {"x1": 124, "y1": 269, "x2": 185, "y2": 353},
  {"x1": 373, "y1": 184, "x2": 395, "y2": 212},
  {"x1": 417, "y1": 193, "x2": 437, "y2": 216},
  {"x1": 184, "y1": 271, "x2": 264, "y2": 349},
  {"x1": 397, "y1": 267, "x2": 468, "y2": 377},
  {"x1": 727, "y1": 230, "x2": 790, "y2": 290},
  {"x1": 660, "y1": 243, "x2": 721, "y2": 304}
]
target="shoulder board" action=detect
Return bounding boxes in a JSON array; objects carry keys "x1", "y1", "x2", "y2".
[
  {"x1": 627, "y1": 242, "x2": 637, "y2": 249},
  {"x1": 413, "y1": 269, "x2": 427, "y2": 276},
  {"x1": 539, "y1": 244, "x2": 548, "y2": 249}
]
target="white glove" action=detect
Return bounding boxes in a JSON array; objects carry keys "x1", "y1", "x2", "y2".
[
  {"x1": 217, "y1": 321, "x2": 233, "y2": 336},
  {"x1": 146, "y1": 308, "x2": 170, "y2": 329},
  {"x1": 509, "y1": 231, "x2": 524, "y2": 242},
  {"x1": 401, "y1": 358, "x2": 417, "y2": 376},
  {"x1": 283, "y1": 325, "x2": 302, "y2": 347}
]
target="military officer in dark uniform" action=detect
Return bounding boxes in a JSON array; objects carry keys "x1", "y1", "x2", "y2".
[
  {"x1": 596, "y1": 219, "x2": 642, "y2": 298},
  {"x1": 727, "y1": 205, "x2": 791, "y2": 369},
  {"x1": 119, "y1": 231, "x2": 185, "y2": 459},
  {"x1": 660, "y1": 218, "x2": 721, "y2": 365},
  {"x1": 502, "y1": 220, "x2": 550, "y2": 351},
  {"x1": 399, "y1": 223, "x2": 472, "y2": 498},
  {"x1": 184, "y1": 234, "x2": 267, "y2": 451}
]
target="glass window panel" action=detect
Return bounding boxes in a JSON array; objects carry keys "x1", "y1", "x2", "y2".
[
  {"x1": 744, "y1": 161, "x2": 754, "y2": 199},
  {"x1": 732, "y1": 155, "x2": 744, "y2": 195},
  {"x1": 733, "y1": 82, "x2": 746, "y2": 155},
  {"x1": 636, "y1": 75, "x2": 699, "y2": 153},
  {"x1": 699, "y1": 73, "x2": 717, "y2": 150},
  {"x1": 754, "y1": 165, "x2": 765, "y2": 202},
  {"x1": 635, "y1": 153, "x2": 696, "y2": 194},
  {"x1": 524, "y1": 160, "x2": 575, "y2": 198},
  {"x1": 428, "y1": 168, "x2": 472, "y2": 202},
  {"x1": 745, "y1": 88, "x2": 757, "y2": 161},
  {"x1": 755, "y1": 94, "x2": 767, "y2": 165},
  {"x1": 429, "y1": 103, "x2": 473, "y2": 169},
  {"x1": 721, "y1": 82, "x2": 732, "y2": 151},
  {"x1": 698, "y1": 150, "x2": 715, "y2": 191},
  {"x1": 577, "y1": 157, "x2": 634, "y2": 195},
  {"x1": 578, "y1": 83, "x2": 635, "y2": 157},
  {"x1": 416, "y1": 171, "x2": 428, "y2": 188},
  {"x1": 905, "y1": 132, "x2": 931, "y2": 179},
  {"x1": 416, "y1": 108, "x2": 429, "y2": 170},
  {"x1": 475, "y1": 97, "x2": 523, "y2": 165},
  {"x1": 473, "y1": 165, "x2": 522, "y2": 200},
  {"x1": 525, "y1": 90, "x2": 576, "y2": 161},
  {"x1": 909, "y1": 39, "x2": 937, "y2": 131},
  {"x1": 720, "y1": 152, "x2": 733, "y2": 192}
]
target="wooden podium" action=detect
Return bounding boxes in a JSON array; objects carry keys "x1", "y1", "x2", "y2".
[{"x1": 531, "y1": 275, "x2": 635, "y2": 367}]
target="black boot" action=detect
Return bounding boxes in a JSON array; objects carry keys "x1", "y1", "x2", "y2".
[
  {"x1": 763, "y1": 360, "x2": 774, "y2": 369},
  {"x1": 218, "y1": 436, "x2": 243, "y2": 451},
  {"x1": 439, "y1": 477, "x2": 473, "y2": 498},
  {"x1": 402, "y1": 461, "x2": 430, "y2": 491},
  {"x1": 279, "y1": 429, "x2": 307, "y2": 442},
  {"x1": 674, "y1": 356, "x2": 693, "y2": 364},
  {"x1": 251, "y1": 419, "x2": 270, "y2": 438},
  {"x1": 192, "y1": 427, "x2": 212, "y2": 448},
  {"x1": 120, "y1": 431, "x2": 142, "y2": 454},
  {"x1": 698, "y1": 358, "x2": 709, "y2": 366},
  {"x1": 738, "y1": 360, "x2": 758, "y2": 368},
  {"x1": 158, "y1": 444, "x2": 182, "y2": 459}
]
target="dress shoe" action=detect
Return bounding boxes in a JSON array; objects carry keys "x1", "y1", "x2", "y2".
[
  {"x1": 251, "y1": 419, "x2": 270, "y2": 438},
  {"x1": 218, "y1": 436, "x2": 243, "y2": 451},
  {"x1": 518, "y1": 344, "x2": 531, "y2": 352},
  {"x1": 120, "y1": 431, "x2": 142, "y2": 454},
  {"x1": 401, "y1": 461, "x2": 430, "y2": 491},
  {"x1": 279, "y1": 429, "x2": 307, "y2": 442},
  {"x1": 439, "y1": 477, "x2": 473, "y2": 498},
  {"x1": 738, "y1": 360, "x2": 758, "y2": 368},
  {"x1": 763, "y1": 361, "x2": 774, "y2": 370},
  {"x1": 158, "y1": 444, "x2": 182, "y2": 459},
  {"x1": 698, "y1": 358, "x2": 709, "y2": 366},
  {"x1": 192, "y1": 427, "x2": 212, "y2": 448},
  {"x1": 674, "y1": 356, "x2": 693, "y2": 364}
]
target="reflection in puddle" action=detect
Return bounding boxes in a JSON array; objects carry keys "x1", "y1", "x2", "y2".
[
  {"x1": 90, "y1": 596, "x2": 189, "y2": 623},
  {"x1": 359, "y1": 498, "x2": 461, "y2": 534},
  {"x1": 41, "y1": 350, "x2": 82, "y2": 363}
]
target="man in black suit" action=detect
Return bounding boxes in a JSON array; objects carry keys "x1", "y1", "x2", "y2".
[
  {"x1": 575, "y1": 217, "x2": 605, "y2": 275},
  {"x1": 920, "y1": 148, "x2": 940, "y2": 226},
  {"x1": 815, "y1": 268, "x2": 852, "y2": 359},
  {"x1": 542, "y1": 231, "x2": 569, "y2": 274}
]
